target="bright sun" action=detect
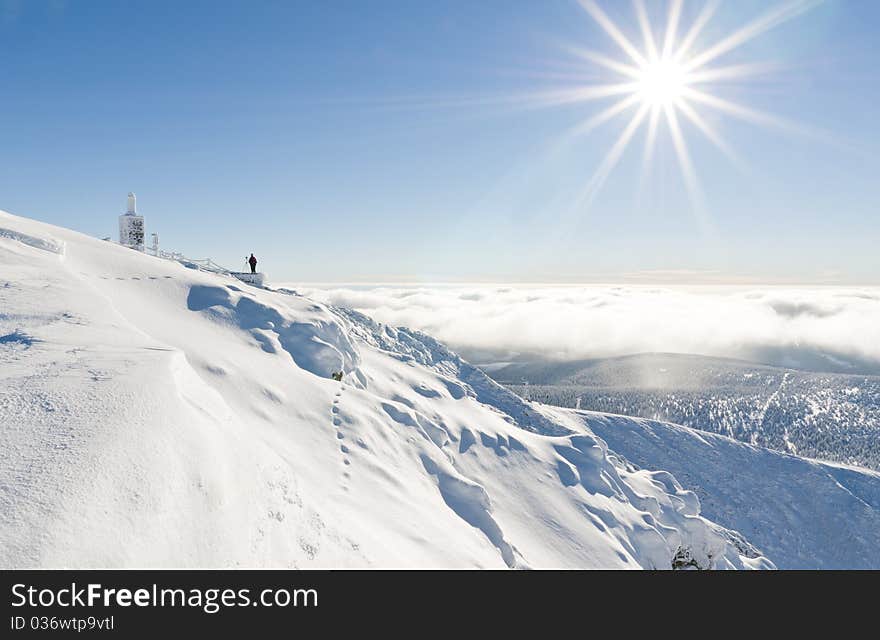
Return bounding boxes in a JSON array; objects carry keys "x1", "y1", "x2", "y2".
[
  {"x1": 636, "y1": 59, "x2": 689, "y2": 107},
  {"x1": 542, "y1": 0, "x2": 819, "y2": 214}
]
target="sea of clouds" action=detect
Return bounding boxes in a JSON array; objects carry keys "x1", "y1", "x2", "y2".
[{"x1": 294, "y1": 285, "x2": 880, "y2": 374}]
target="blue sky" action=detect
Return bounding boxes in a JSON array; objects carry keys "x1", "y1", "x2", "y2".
[{"x1": 1, "y1": 0, "x2": 877, "y2": 283}]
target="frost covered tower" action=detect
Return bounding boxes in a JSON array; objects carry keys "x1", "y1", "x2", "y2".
[{"x1": 118, "y1": 192, "x2": 145, "y2": 250}]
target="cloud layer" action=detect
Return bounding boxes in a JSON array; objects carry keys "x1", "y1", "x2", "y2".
[{"x1": 295, "y1": 284, "x2": 880, "y2": 373}]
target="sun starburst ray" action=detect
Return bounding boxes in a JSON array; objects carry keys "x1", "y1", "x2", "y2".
[
  {"x1": 664, "y1": 104, "x2": 708, "y2": 225},
  {"x1": 576, "y1": 104, "x2": 651, "y2": 208},
  {"x1": 673, "y1": 0, "x2": 721, "y2": 63},
  {"x1": 662, "y1": 0, "x2": 683, "y2": 59},
  {"x1": 681, "y1": 87, "x2": 806, "y2": 134},
  {"x1": 578, "y1": 0, "x2": 647, "y2": 67},
  {"x1": 562, "y1": 45, "x2": 643, "y2": 80},
  {"x1": 634, "y1": 0, "x2": 660, "y2": 62},
  {"x1": 687, "y1": 61, "x2": 787, "y2": 85},
  {"x1": 675, "y1": 98, "x2": 745, "y2": 170},
  {"x1": 683, "y1": 0, "x2": 822, "y2": 73},
  {"x1": 522, "y1": 83, "x2": 641, "y2": 109},
  {"x1": 570, "y1": 93, "x2": 643, "y2": 138},
  {"x1": 640, "y1": 105, "x2": 663, "y2": 184}
]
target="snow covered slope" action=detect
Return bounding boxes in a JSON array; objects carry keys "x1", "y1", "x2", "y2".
[
  {"x1": 541, "y1": 407, "x2": 880, "y2": 569},
  {"x1": 0, "y1": 210, "x2": 774, "y2": 570}
]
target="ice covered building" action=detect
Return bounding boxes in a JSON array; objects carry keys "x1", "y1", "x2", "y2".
[
  {"x1": 118, "y1": 192, "x2": 144, "y2": 251},
  {"x1": 114, "y1": 191, "x2": 265, "y2": 287}
]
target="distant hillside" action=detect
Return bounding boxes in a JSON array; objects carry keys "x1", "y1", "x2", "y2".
[{"x1": 492, "y1": 353, "x2": 880, "y2": 471}]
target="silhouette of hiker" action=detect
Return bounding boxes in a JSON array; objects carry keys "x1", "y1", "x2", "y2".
[{"x1": 248, "y1": 253, "x2": 257, "y2": 274}]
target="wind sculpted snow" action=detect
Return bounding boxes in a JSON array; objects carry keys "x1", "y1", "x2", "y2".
[
  {"x1": 543, "y1": 408, "x2": 880, "y2": 569},
  {"x1": 185, "y1": 284, "x2": 359, "y2": 379},
  {"x1": 5, "y1": 208, "x2": 871, "y2": 568}
]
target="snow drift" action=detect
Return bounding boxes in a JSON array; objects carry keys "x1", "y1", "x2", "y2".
[
  {"x1": 542, "y1": 407, "x2": 880, "y2": 569},
  {"x1": 0, "y1": 209, "x2": 872, "y2": 569}
]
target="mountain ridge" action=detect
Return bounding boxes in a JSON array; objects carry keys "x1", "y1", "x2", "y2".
[{"x1": 2, "y1": 209, "x2": 877, "y2": 568}]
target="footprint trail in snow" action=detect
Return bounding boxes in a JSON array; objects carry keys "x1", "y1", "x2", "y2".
[{"x1": 332, "y1": 384, "x2": 352, "y2": 488}]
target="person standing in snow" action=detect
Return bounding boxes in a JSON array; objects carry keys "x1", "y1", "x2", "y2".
[{"x1": 248, "y1": 253, "x2": 257, "y2": 274}]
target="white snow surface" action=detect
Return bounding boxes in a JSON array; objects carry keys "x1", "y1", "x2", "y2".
[
  {"x1": 541, "y1": 408, "x2": 880, "y2": 569},
  {"x1": 1, "y1": 210, "x2": 869, "y2": 569}
]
